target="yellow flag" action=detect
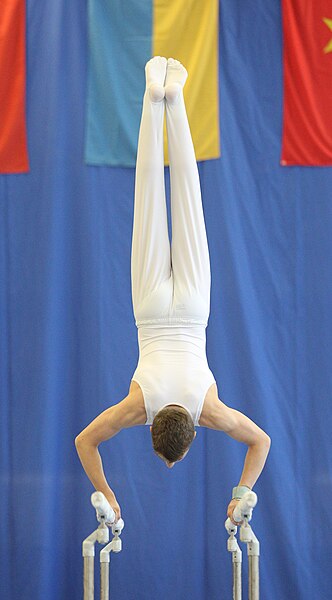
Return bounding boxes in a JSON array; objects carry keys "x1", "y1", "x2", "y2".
[{"x1": 153, "y1": 0, "x2": 220, "y2": 164}]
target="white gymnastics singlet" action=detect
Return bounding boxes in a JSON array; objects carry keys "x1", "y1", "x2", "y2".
[{"x1": 131, "y1": 323, "x2": 216, "y2": 426}]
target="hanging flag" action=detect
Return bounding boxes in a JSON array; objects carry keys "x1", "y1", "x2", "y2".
[
  {"x1": 281, "y1": 0, "x2": 332, "y2": 166},
  {"x1": 0, "y1": 0, "x2": 29, "y2": 174},
  {"x1": 85, "y1": 0, "x2": 220, "y2": 167}
]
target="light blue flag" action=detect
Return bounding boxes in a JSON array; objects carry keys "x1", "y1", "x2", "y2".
[{"x1": 85, "y1": 0, "x2": 152, "y2": 167}]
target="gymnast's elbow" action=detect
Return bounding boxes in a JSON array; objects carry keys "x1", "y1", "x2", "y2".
[
  {"x1": 255, "y1": 430, "x2": 271, "y2": 451},
  {"x1": 74, "y1": 418, "x2": 120, "y2": 450},
  {"x1": 75, "y1": 431, "x2": 97, "y2": 451},
  {"x1": 227, "y1": 410, "x2": 272, "y2": 450},
  {"x1": 75, "y1": 433, "x2": 88, "y2": 450},
  {"x1": 75, "y1": 432, "x2": 82, "y2": 446},
  {"x1": 265, "y1": 432, "x2": 272, "y2": 448}
]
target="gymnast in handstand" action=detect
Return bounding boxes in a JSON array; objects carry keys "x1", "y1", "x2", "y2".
[{"x1": 75, "y1": 57, "x2": 271, "y2": 526}]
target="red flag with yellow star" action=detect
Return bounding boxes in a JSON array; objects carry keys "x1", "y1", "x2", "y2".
[{"x1": 281, "y1": 0, "x2": 332, "y2": 166}]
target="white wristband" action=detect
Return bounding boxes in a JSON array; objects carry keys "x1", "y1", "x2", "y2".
[{"x1": 232, "y1": 485, "x2": 251, "y2": 499}]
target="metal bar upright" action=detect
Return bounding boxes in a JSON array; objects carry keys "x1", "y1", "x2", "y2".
[
  {"x1": 233, "y1": 556, "x2": 242, "y2": 600},
  {"x1": 84, "y1": 555, "x2": 95, "y2": 600},
  {"x1": 100, "y1": 560, "x2": 110, "y2": 600},
  {"x1": 225, "y1": 492, "x2": 260, "y2": 600},
  {"x1": 248, "y1": 555, "x2": 259, "y2": 600}
]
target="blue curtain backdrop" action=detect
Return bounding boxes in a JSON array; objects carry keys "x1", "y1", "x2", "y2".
[{"x1": 1, "y1": 1, "x2": 331, "y2": 599}]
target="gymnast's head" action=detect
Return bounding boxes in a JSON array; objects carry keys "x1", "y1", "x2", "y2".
[{"x1": 150, "y1": 405, "x2": 197, "y2": 468}]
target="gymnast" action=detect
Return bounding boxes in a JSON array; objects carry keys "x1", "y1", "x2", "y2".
[{"x1": 75, "y1": 57, "x2": 271, "y2": 527}]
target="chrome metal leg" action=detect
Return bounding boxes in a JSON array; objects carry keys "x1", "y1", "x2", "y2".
[
  {"x1": 248, "y1": 555, "x2": 259, "y2": 600},
  {"x1": 233, "y1": 559, "x2": 242, "y2": 600},
  {"x1": 84, "y1": 556, "x2": 94, "y2": 600},
  {"x1": 100, "y1": 561, "x2": 109, "y2": 600}
]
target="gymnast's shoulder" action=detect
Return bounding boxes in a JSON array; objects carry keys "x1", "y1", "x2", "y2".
[
  {"x1": 199, "y1": 384, "x2": 270, "y2": 447},
  {"x1": 75, "y1": 384, "x2": 146, "y2": 448},
  {"x1": 116, "y1": 381, "x2": 146, "y2": 428}
]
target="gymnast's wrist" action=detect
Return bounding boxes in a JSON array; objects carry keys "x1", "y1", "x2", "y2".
[{"x1": 232, "y1": 484, "x2": 252, "y2": 500}]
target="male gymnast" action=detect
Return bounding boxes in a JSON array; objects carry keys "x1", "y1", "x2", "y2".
[{"x1": 75, "y1": 57, "x2": 271, "y2": 526}]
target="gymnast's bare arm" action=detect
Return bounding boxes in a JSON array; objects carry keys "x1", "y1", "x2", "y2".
[
  {"x1": 199, "y1": 384, "x2": 271, "y2": 524},
  {"x1": 75, "y1": 383, "x2": 146, "y2": 520}
]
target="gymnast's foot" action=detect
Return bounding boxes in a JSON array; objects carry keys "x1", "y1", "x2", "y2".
[
  {"x1": 145, "y1": 56, "x2": 167, "y2": 102},
  {"x1": 165, "y1": 58, "x2": 188, "y2": 104}
]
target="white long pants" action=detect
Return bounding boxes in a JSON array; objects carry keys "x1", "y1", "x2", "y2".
[{"x1": 131, "y1": 87, "x2": 212, "y2": 329}]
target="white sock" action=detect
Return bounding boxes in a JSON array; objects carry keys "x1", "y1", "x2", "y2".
[
  {"x1": 165, "y1": 58, "x2": 188, "y2": 104},
  {"x1": 145, "y1": 56, "x2": 167, "y2": 102}
]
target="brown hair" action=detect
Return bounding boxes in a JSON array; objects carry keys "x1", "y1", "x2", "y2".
[{"x1": 151, "y1": 406, "x2": 195, "y2": 462}]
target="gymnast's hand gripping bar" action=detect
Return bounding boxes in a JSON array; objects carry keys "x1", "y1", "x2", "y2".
[
  {"x1": 82, "y1": 492, "x2": 125, "y2": 600},
  {"x1": 91, "y1": 491, "x2": 125, "y2": 534},
  {"x1": 225, "y1": 492, "x2": 260, "y2": 600},
  {"x1": 91, "y1": 491, "x2": 116, "y2": 524},
  {"x1": 225, "y1": 490, "x2": 257, "y2": 528}
]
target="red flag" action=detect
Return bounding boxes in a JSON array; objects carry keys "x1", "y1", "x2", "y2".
[
  {"x1": 0, "y1": 0, "x2": 29, "y2": 173},
  {"x1": 281, "y1": 0, "x2": 332, "y2": 166}
]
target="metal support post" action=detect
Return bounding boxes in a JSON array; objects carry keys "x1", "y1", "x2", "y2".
[{"x1": 225, "y1": 492, "x2": 260, "y2": 600}]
